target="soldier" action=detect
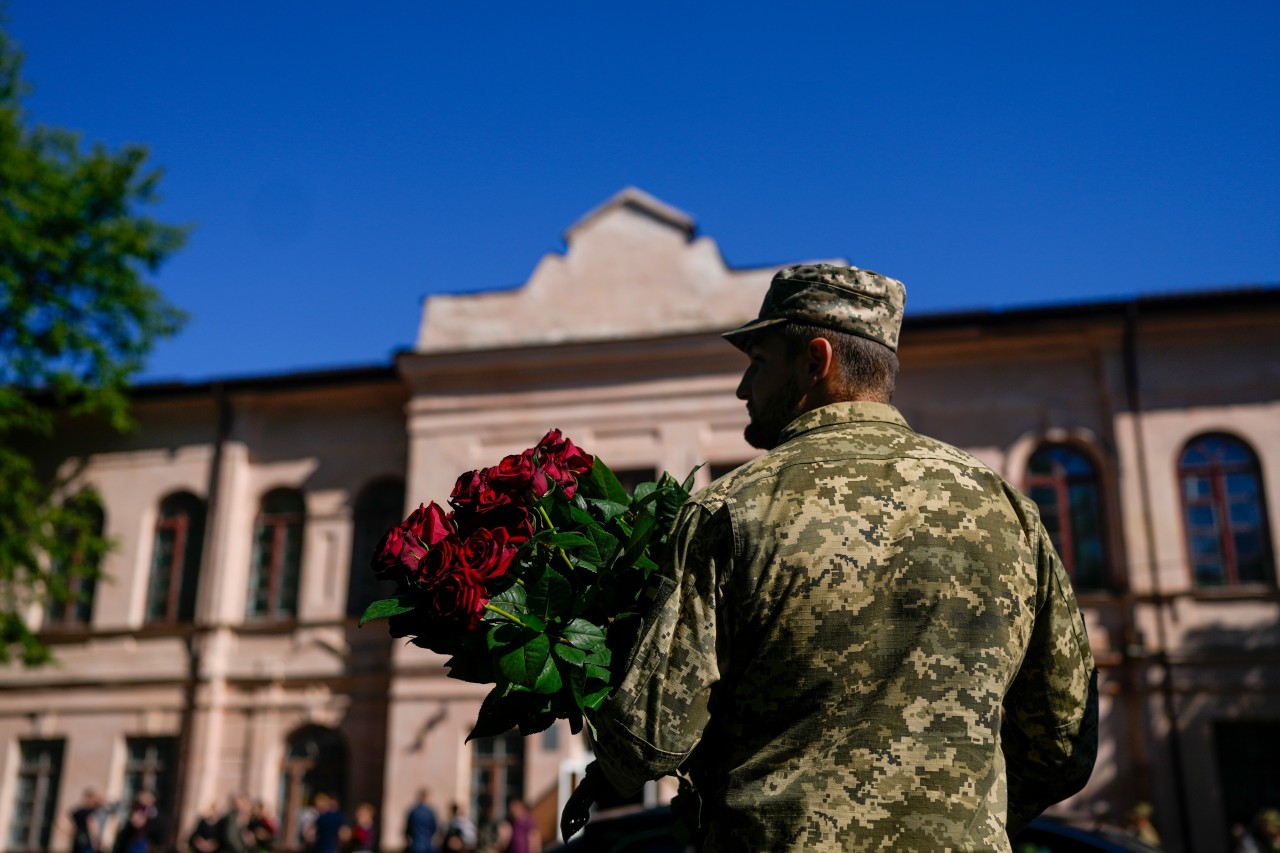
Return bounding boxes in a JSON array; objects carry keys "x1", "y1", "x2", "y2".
[{"x1": 588, "y1": 264, "x2": 1098, "y2": 851}]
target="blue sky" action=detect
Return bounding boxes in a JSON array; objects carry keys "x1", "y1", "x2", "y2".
[{"x1": 7, "y1": 2, "x2": 1279, "y2": 381}]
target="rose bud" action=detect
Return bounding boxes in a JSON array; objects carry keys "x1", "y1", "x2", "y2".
[
  {"x1": 403, "y1": 501, "x2": 454, "y2": 547},
  {"x1": 371, "y1": 526, "x2": 428, "y2": 583}
]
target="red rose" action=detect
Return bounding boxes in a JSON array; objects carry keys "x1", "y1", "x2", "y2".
[
  {"x1": 475, "y1": 478, "x2": 512, "y2": 511},
  {"x1": 388, "y1": 566, "x2": 488, "y2": 646},
  {"x1": 535, "y1": 429, "x2": 594, "y2": 497},
  {"x1": 370, "y1": 526, "x2": 428, "y2": 583},
  {"x1": 455, "y1": 527, "x2": 522, "y2": 580},
  {"x1": 416, "y1": 535, "x2": 462, "y2": 586},
  {"x1": 403, "y1": 502, "x2": 453, "y2": 546},
  {"x1": 488, "y1": 454, "x2": 534, "y2": 490},
  {"x1": 450, "y1": 469, "x2": 484, "y2": 511},
  {"x1": 422, "y1": 566, "x2": 488, "y2": 630}
]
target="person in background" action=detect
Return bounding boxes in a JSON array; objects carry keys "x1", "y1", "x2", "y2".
[
  {"x1": 441, "y1": 803, "x2": 476, "y2": 853},
  {"x1": 298, "y1": 793, "x2": 324, "y2": 853},
  {"x1": 473, "y1": 799, "x2": 503, "y2": 853},
  {"x1": 111, "y1": 792, "x2": 162, "y2": 853},
  {"x1": 247, "y1": 800, "x2": 278, "y2": 853},
  {"x1": 70, "y1": 788, "x2": 105, "y2": 853},
  {"x1": 501, "y1": 800, "x2": 537, "y2": 853},
  {"x1": 404, "y1": 789, "x2": 438, "y2": 853},
  {"x1": 310, "y1": 794, "x2": 350, "y2": 853},
  {"x1": 1123, "y1": 802, "x2": 1162, "y2": 848},
  {"x1": 215, "y1": 795, "x2": 252, "y2": 853},
  {"x1": 349, "y1": 803, "x2": 376, "y2": 853},
  {"x1": 188, "y1": 802, "x2": 222, "y2": 853}
]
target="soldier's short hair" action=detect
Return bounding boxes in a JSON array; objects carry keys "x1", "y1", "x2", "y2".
[{"x1": 778, "y1": 322, "x2": 898, "y2": 402}]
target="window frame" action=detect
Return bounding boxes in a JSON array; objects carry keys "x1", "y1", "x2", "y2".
[
  {"x1": 1023, "y1": 442, "x2": 1110, "y2": 591},
  {"x1": 44, "y1": 497, "x2": 105, "y2": 629},
  {"x1": 146, "y1": 492, "x2": 206, "y2": 624},
  {"x1": 247, "y1": 488, "x2": 307, "y2": 620},
  {"x1": 1178, "y1": 432, "x2": 1275, "y2": 588},
  {"x1": 8, "y1": 738, "x2": 65, "y2": 853}
]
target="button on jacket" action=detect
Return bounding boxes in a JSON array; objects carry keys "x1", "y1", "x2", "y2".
[{"x1": 592, "y1": 402, "x2": 1098, "y2": 852}]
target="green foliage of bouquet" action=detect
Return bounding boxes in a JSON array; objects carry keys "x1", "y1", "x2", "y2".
[{"x1": 360, "y1": 428, "x2": 695, "y2": 744}]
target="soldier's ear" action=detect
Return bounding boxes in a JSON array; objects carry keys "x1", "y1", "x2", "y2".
[{"x1": 804, "y1": 336, "x2": 836, "y2": 386}]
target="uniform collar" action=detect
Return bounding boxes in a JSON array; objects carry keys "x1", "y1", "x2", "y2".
[{"x1": 777, "y1": 401, "x2": 910, "y2": 444}]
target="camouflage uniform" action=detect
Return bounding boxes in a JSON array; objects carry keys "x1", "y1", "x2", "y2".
[{"x1": 590, "y1": 265, "x2": 1098, "y2": 852}]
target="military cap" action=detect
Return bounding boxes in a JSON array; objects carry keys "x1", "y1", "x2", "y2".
[{"x1": 723, "y1": 263, "x2": 907, "y2": 352}]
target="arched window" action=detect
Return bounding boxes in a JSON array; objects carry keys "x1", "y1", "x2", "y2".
[
  {"x1": 248, "y1": 488, "x2": 305, "y2": 619},
  {"x1": 146, "y1": 492, "x2": 206, "y2": 623},
  {"x1": 346, "y1": 478, "x2": 406, "y2": 619},
  {"x1": 280, "y1": 726, "x2": 347, "y2": 845},
  {"x1": 1025, "y1": 444, "x2": 1109, "y2": 591},
  {"x1": 45, "y1": 492, "x2": 105, "y2": 627},
  {"x1": 1179, "y1": 433, "x2": 1274, "y2": 587}
]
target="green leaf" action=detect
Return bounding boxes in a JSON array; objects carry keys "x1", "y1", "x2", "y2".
[
  {"x1": 498, "y1": 634, "x2": 551, "y2": 689},
  {"x1": 541, "y1": 531, "x2": 594, "y2": 550},
  {"x1": 466, "y1": 688, "x2": 521, "y2": 742},
  {"x1": 486, "y1": 621, "x2": 530, "y2": 651},
  {"x1": 553, "y1": 643, "x2": 589, "y2": 666},
  {"x1": 582, "y1": 684, "x2": 613, "y2": 710},
  {"x1": 585, "y1": 498, "x2": 630, "y2": 523},
  {"x1": 584, "y1": 524, "x2": 621, "y2": 567},
  {"x1": 563, "y1": 618, "x2": 607, "y2": 654},
  {"x1": 580, "y1": 457, "x2": 631, "y2": 504},
  {"x1": 632, "y1": 481, "x2": 657, "y2": 502},
  {"x1": 527, "y1": 567, "x2": 573, "y2": 623},
  {"x1": 488, "y1": 582, "x2": 528, "y2": 613},
  {"x1": 612, "y1": 511, "x2": 657, "y2": 572},
  {"x1": 532, "y1": 652, "x2": 563, "y2": 694},
  {"x1": 358, "y1": 597, "x2": 415, "y2": 626},
  {"x1": 680, "y1": 464, "x2": 703, "y2": 494}
]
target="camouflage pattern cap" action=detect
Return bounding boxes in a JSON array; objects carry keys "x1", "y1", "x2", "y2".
[{"x1": 723, "y1": 263, "x2": 907, "y2": 352}]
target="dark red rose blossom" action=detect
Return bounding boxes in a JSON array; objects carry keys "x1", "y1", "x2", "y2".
[
  {"x1": 488, "y1": 454, "x2": 535, "y2": 490},
  {"x1": 403, "y1": 502, "x2": 454, "y2": 546},
  {"x1": 475, "y1": 479, "x2": 513, "y2": 511},
  {"x1": 450, "y1": 469, "x2": 485, "y2": 511},
  {"x1": 455, "y1": 527, "x2": 521, "y2": 580},
  {"x1": 535, "y1": 429, "x2": 594, "y2": 498},
  {"x1": 521, "y1": 447, "x2": 552, "y2": 497},
  {"x1": 370, "y1": 526, "x2": 428, "y2": 583},
  {"x1": 424, "y1": 566, "x2": 488, "y2": 628},
  {"x1": 392, "y1": 565, "x2": 488, "y2": 646},
  {"x1": 416, "y1": 535, "x2": 462, "y2": 586}
]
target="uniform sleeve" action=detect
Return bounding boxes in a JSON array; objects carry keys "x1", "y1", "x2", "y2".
[
  {"x1": 1002, "y1": 520, "x2": 1099, "y2": 836},
  {"x1": 589, "y1": 500, "x2": 730, "y2": 796}
]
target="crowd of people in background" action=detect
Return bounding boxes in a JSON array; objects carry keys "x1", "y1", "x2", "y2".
[
  {"x1": 63, "y1": 786, "x2": 539, "y2": 853},
  {"x1": 404, "y1": 789, "x2": 538, "y2": 853}
]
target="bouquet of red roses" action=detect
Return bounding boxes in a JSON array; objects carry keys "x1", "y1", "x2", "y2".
[{"x1": 361, "y1": 428, "x2": 696, "y2": 744}]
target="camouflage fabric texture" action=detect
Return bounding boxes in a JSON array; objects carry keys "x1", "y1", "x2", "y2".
[
  {"x1": 722, "y1": 264, "x2": 907, "y2": 352},
  {"x1": 591, "y1": 402, "x2": 1098, "y2": 852}
]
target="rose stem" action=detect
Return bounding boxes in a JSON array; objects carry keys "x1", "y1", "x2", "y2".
[
  {"x1": 483, "y1": 603, "x2": 527, "y2": 627},
  {"x1": 535, "y1": 505, "x2": 576, "y2": 574}
]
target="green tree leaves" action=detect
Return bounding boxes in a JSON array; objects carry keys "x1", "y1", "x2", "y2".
[{"x1": 0, "y1": 26, "x2": 187, "y2": 664}]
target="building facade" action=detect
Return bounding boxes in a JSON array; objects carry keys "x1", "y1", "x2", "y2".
[{"x1": 2, "y1": 189, "x2": 1278, "y2": 853}]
